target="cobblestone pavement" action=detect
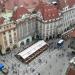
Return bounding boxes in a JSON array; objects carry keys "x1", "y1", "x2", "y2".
[{"x1": 0, "y1": 39, "x2": 74, "y2": 75}]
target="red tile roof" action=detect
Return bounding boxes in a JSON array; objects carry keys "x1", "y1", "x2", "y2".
[
  {"x1": 38, "y1": 2, "x2": 60, "y2": 21},
  {"x1": 5, "y1": 0, "x2": 39, "y2": 10},
  {"x1": 70, "y1": 30, "x2": 75, "y2": 38},
  {"x1": 68, "y1": 0, "x2": 75, "y2": 7},
  {"x1": 11, "y1": 6, "x2": 28, "y2": 20},
  {"x1": 58, "y1": 0, "x2": 66, "y2": 10},
  {"x1": 67, "y1": 67, "x2": 75, "y2": 75},
  {"x1": 58, "y1": 0, "x2": 75, "y2": 9},
  {"x1": 23, "y1": 0, "x2": 39, "y2": 9},
  {"x1": 5, "y1": 0, "x2": 16, "y2": 10},
  {"x1": 0, "y1": 17, "x2": 5, "y2": 25}
]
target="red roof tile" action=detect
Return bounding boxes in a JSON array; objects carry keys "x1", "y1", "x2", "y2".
[
  {"x1": 5, "y1": 0, "x2": 16, "y2": 10},
  {"x1": 67, "y1": 67, "x2": 75, "y2": 75},
  {"x1": 58, "y1": 0, "x2": 66, "y2": 10},
  {"x1": 0, "y1": 17, "x2": 5, "y2": 25},
  {"x1": 11, "y1": 6, "x2": 28, "y2": 20},
  {"x1": 58, "y1": 0, "x2": 75, "y2": 9},
  {"x1": 5, "y1": 0, "x2": 39, "y2": 10},
  {"x1": 68, "y1": 0, "x2": 75, "y2": 7},
  {"x1": 38, "y1": 2, "x2": 60, "y2": 21},
  {"x1": 23, "y1": 0, "x2": 39, "y2": 8},
  {"x1": 70, "y1": 30, "x2": 75, "y2": 38}
]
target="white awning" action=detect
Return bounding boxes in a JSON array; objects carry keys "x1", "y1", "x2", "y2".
[{"x1": 18, "y1": 40, "x2": 47, "y2": 59}]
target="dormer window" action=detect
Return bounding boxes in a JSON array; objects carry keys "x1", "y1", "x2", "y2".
[
  {"x1": 32, "y1": 10, "x2": 37, "y2": 14},
  {"x1": 59, "y1": 13, "x2": 61, "y2": 16},
  {"x1": 20, "y1": 5, "x2": 23, "y2": 7},
  {"x1": 64, "y1": 6, "x2": 69, "y2": 11}
]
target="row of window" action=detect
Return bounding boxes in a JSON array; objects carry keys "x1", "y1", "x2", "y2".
[
  {"x1": 0, "y1": 25, "x2": 11, "y2": 30},
  {"x1": 3, "y1": 28, "x2": 16, "y2": 35},
  {"x1": 4, "y1": 31, "x2": 17, "y2": 46},
  {"x1": 64, "y1": 9, "x2": 75, "y2": 20},
  {"x1": 0, "y1": 25, "x2": 16, "y2": 33}
]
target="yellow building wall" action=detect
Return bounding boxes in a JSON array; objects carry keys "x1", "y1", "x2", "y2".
[{"x1": 0, "y1": 33, "x2": 5, "y2": 54}]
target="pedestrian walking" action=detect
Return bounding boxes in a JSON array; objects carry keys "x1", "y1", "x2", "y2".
[
  {"x1": 38, "y1": 73, "x2": 40, "y2": 75},
  {"x1": 18, "y1": 64, "x2": 20, "y2": 67},
  {"x1": 23, "y1": 70, "x2": 25, "y2": 75},
  {"x1": 38, "y1": 59, "x2": 42, "y2": 64},
  {"x1": 45, "y1": 60, "x2": 47, "y2": 64},
  {"x1": 49, "y1": 65, "x2": 52, "y2": 69}
]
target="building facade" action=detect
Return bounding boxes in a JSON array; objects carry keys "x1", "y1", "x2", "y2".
[
  {"x1": 36, "y1": 2, "x2": 63, "y2": 40},
  {"x1": 11, "y1": 6, "x2": 37, "y2": 47},
  {"x1": 36, "y1": 0, "x2": 75, "y2": 40},
  {"x1": 69, "y1": 30, "x2": 75, "y2": 49},
  {"x1": 66, "y1": 57, "x2": 75, "y2": 75},
  {"x1": 16, "y1": 16, "x2": 37, "y2": 47},
  {"x1": 0, "y1": 17, "x2": 17, "y2": 54},
  {"x1": 62, "y1": 5, "x2": 75, "y2": 32}
]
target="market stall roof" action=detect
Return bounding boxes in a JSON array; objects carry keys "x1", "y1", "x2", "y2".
[{"x1": 18, "y1": 40, "x2": 47, "y2": 59}]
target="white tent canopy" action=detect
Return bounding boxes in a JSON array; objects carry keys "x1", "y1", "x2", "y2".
[{"x1": 18, "y1": 40, "x2": 47, "y2": 59}]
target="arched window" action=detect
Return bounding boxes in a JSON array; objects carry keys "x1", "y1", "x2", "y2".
[
  {"x1": 6, "y1": 47, "x2": 11, "y2": 53},
  {"x1": 49, "y1": 36, "x2": 52, "y2": 39},
  {"x1": 20, "y1": 41, "x2": 25, "y2": 46},
  {"x1": 46, "y1": 37, "x2": 48, "y2": 41},
  {"x1": 32, "y1": 36, "x2": 35, "y2": 40},
  {"x1": 36, "y1": 35, "x2": 39, "y2": 40},
  {"x1": 26, "y1": 39, "x2": 30, "y2": 44}
]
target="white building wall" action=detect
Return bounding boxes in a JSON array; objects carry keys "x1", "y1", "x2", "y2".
[
  {"x1": 18, "y1": 35, "x2": 32, "y2": 47},
  {"x1": 5, "y1": 31, "x2": 10, "y2": 46},
  {"x1": 26, "y1": 20, "x2": 29, "y2": 35},
  {"x1": 56, "y1": 19, "x2": 63, "y2": 34},
  {"x1": 11, "y1": 30, "x2": 14, "y2": 44},
  {"x1": 2, "y1": 34, "x2": 6, "y2": 54},
  {"x1": 63, "y1": 6, "x2": 75, "y2": 30}
]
